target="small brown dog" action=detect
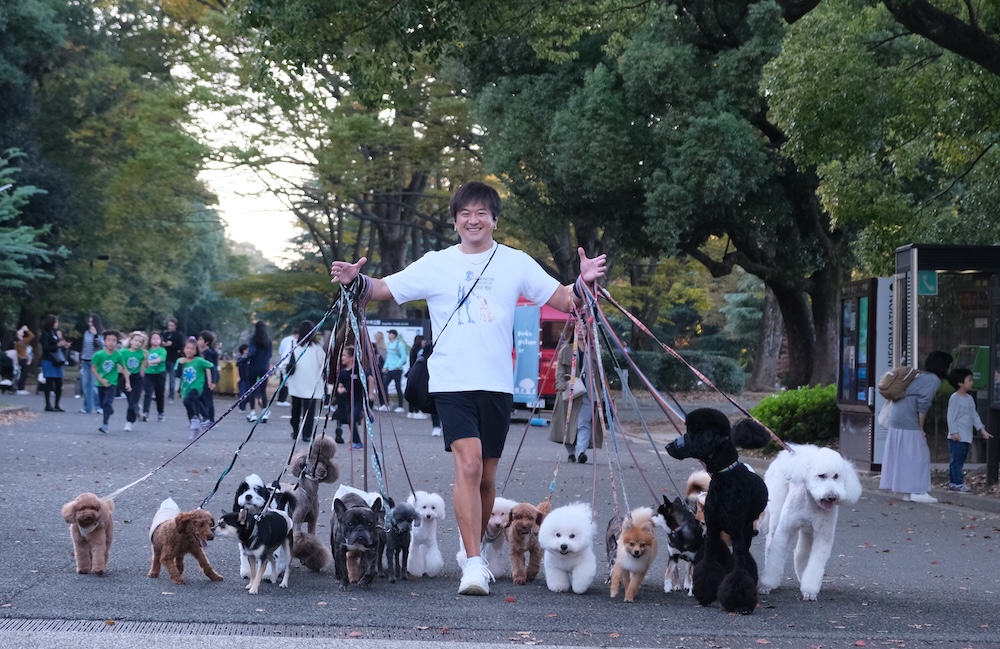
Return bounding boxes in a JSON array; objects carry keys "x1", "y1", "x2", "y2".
[
  {"x1": 149, "y1": 502, "x2": 223, "y2": 585},
  {"x1": 610, "y1": 506, "x2": 658, "y2": 602},
  {"x1": 61, "y1": 492, "x2": 115, "y2": 575},
  {"x1": 505, "y1": 500, "x2": 551, "y2": 585}
]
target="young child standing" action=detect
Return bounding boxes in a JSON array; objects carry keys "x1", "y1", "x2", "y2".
[
  {"x1": 175, "y1": 340, "x2": 215, "y2": 440},
  {"x1": 197, "y1": 331, "x2": 219, "y2": 424},
  {"x1": 143, "y1": 331, "x2": 168, "y2": 422},
  {"x1": 335, "y1": 345, "x2": 374, "y2": 449},
  {"x1": 120, "y1": 331, "x2": 147, "y2": 431},
  {"x1": 946, "y1": 368, "x2": 993, "y2": 492},
  {"x1": 91, "y1": 330, "x2": 131, "y2": 434}
]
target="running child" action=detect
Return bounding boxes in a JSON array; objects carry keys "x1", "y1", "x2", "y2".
[
  {"x1": 176, "y1": 340, "x2": 215, "y2": 440},
  {"x1": 143, "y1": 331, "x2": 168, "y2": 422},
  {"x1": 91, "y1": 330, "x2": 131, "y2": 434},
  {"x1": 120, "y1": 331, "x2": 147, "y2": 431}
]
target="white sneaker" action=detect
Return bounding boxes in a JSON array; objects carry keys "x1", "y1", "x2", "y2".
[
  {"x1": 277, "y1": 401, "x2": 291, "y2": 407},
  {"x1": 393, "y1": 406, "x2": 405, "y2": 413},
  {"x1": 377, "y1": 404, "x2": 390, "y2": 412},
  {"x1": 458, "y1": 557, "x2": 494, "y2": 595},
  {"x1": 907, "y1": 492, "x2": 938, "y2": 504},
  {"x1": 432, "y1": 426, "x2": 442, "y2": 437},
  {"x1": 406, "y1": 412, "x2": 414, "y2": 419},
  {"x1": 124, "y1": 422, "x2": 133, "y2": 432},
  {"x1": 16, "y1": 390, "x2": 29, "y2": 396},
  {"x1": 247, "y1": 411, "x2": 257, "y2": 422},
  {"x1": 413, "y1": 412, "x2": 429, "y2": 420}
]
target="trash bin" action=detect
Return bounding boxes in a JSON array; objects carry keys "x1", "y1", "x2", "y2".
[{"x1": 215, "y1": 360, "x2": 238, "y2": 395}]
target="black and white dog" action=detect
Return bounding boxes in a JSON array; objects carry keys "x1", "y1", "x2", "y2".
[
  {"x1": 215, "y1": 508, "x2": 293, "y2": 594},
  {"x1": 232, "y1": 474, "x2": 296, "y2": 581},
  {"x1": 655, "y1": 495, "x2": 704, "y2": 596}
]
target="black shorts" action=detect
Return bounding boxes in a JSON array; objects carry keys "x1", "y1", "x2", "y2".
[{"x1": 434, "y1": 391, "x2": 513, "y2": 460}]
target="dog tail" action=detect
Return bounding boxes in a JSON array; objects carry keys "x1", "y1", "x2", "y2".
[
  {"x1": 686, "y1": 470, "x2": 711, "y2": 499},
  {"x1": 536, "y1": 499, "x2": 552, "y2": 518},
  {"x1": 293, "y1": 531, "x2": 332, "y2": 572},
  {"x1": 731, "y1": 418, "x2": 772, "y2": 449}
]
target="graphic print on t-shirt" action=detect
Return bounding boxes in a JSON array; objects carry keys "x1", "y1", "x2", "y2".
[{"x1": 457, "y1": 270, "x2": 494, "y2": 325}]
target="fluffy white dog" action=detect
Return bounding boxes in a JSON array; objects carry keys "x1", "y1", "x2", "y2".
[
  {"x1": 758, "y1": 444, "x2": 862, "y2": 601},
  {"x1": 456, "y1": 495, "x2": 517, "y2": 577},
  {"x1": 538, "y1": 502, "x2": 597, "y2": 594},
  {"x1": 407, "y1": 490, "x2": 446, "y2": 578}
]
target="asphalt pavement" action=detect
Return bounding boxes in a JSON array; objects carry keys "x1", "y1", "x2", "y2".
[{"x1": 2, "y1": 389, "x2": 1000, "y2": 649}]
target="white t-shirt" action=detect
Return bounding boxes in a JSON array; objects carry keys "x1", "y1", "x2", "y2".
[
  {"x1": 384, "y1": 243, "x2": 561, "y2": 394},
  {"x1": 277, "y1": 335, "x2": 296, "y2": 371}
]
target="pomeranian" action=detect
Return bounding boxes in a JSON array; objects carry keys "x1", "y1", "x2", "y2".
[{"x1": 610, "y1": 506, "x2": 658, "y2": 602}]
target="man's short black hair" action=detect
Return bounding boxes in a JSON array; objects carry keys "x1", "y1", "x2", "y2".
[
  {"x1": 199, "y1": 330, "x2": 215, "y2": 346},
  {"x1": 449, "y1": 181, "x2": 501, "y2": 220},
  {"x1": 387, "y1": 329, "x2": 398, "y2": 337}
]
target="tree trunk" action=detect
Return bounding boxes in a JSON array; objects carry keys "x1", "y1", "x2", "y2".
[
  {"x1": 769, "y1": 283, "x2": 814, "y2": 387},
  {"x1": 747, "y1": 285, "x2": 783, "y2": 390},
  {"x1": 808, "y1": 260, "x2": 841, "y2": 385}
]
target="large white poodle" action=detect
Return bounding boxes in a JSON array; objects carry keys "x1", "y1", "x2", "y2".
[
  {"x1": 758, "y1": 443, "x2": 862, "y2": 601},
  {"x1": 538, "y1": 502, "x2": 597, "y2": 594}
]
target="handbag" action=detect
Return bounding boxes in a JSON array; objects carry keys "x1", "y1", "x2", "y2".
[
  {"x1": 53, "y1": 348, "x2": 68, "y2": 365},
  {"x1": 565, "y1": 376, "x2": 587, "y2": 401},
  {"x1": 404, "y1": 244, "x2": 499, "y2": 414}
]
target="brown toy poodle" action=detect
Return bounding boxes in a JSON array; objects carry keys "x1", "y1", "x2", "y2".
[
  {"x1": 61, "y1": 492, "x2": 115, "y2": 575},
  {"x1": 505, "y1": 500, "x2": 551, "y2": 585},
  {"x1": 149, "y1": 508, "x2": 224, "y2": 584}
]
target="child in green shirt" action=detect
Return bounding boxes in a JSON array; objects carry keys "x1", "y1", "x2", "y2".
[
  {"x1": 120, "y1": 331, "x2": 147, "y2": 432},
  {"x1": 143, "y1": 331, "x2": 167, "y2": 422},
  {"x1": 91, "y1": 330, "x2": 131, "y2": 434},
  {"x1": 175, "y1": 339, "x2": 215, "y2": 440}
]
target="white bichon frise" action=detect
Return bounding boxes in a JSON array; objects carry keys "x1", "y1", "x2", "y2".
[
  {"x1": 456, "y1": 496, "x2": 517, "y2": 577},
  {"x1": 407, "y1": 490, "x2": 446, "y2": 578},
  {"x1": 538, "y1": 502, "x2": 597, "y2": 594},
  {"x1": 758, "y1": 443, "x2": 862, "y2": 601}
]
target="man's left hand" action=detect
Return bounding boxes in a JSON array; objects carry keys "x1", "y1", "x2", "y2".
[{"x1": 578, "y1": 247, "x2": 608, "y2": 284}]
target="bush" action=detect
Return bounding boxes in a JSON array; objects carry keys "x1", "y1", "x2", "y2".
[
  {"x1": 750, "y1": 384, "x2": 838, "y2": 448},
  {"x1": 658, "y1": 351, "x2": 746, "y2": 394}
]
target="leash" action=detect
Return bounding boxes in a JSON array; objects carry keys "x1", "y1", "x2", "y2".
[{"x1": 594, "y1": 284, "x2": 790, "y2": 452}]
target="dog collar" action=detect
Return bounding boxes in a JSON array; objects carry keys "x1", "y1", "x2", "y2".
[
  {"x1": 713, "y1": 461, "x2": 740, "y2": 474},
  {"x1": 483, "y1": 527, "x2": 504, "y2": 543}
]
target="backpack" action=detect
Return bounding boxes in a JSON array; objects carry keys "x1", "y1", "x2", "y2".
[{"x1": 877, "y1": 366, "x2": 921, "y2": 401}]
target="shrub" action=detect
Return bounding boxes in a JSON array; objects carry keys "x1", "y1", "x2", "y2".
[
  {"x1": 750, "y1": 384, "x2": 838, "y2": 448},
  {"x1": 658, "y1": 351, "x2": 746, "y2": 394}
]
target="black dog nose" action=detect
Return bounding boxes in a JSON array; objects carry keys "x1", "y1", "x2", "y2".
[{"x1": 560, "y1": 544, "x2": 568, "y2": 552}]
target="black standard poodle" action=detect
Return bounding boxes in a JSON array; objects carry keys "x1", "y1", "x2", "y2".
[{"x1": 666, "y1": 408, "x2": 769, "y2": 615}]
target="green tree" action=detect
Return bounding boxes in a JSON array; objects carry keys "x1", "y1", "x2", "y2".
[{"x1": 765, "y1": 0, "x2": 1000, "y2": 275}]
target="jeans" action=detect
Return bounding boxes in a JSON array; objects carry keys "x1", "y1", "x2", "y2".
[
  {"x1": 98, "y1": 385, "x2": 117, "y2": 426},
  {"x1": 143, "y1": 373, "x2": 166, "y2": 415},
  {"x1": 949, "y1": 439, "x2": 970, "y2": 486},
  {"x1": 167, "y1": 360, "x2": 179, "y2": 399},
  {"x1": 575, "y1": 392, "x2": 594, "y2": 456}
]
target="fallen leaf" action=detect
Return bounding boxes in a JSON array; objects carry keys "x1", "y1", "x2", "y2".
[
  {"x1": 546, "y1": 614, "x2": 557, "y2": 618},
  {"x1": 609, "y1": 633, "x2": 620, "y2": 638},
  {"x1": 317, "y1": 601, "x2": 328, "y2": 606},
  {"x1": 854, "y1": 641, "x2": 867, "y2": 646},
  {"x1": 104, "y1": 620, "x2": 116, "y2": 626},
  {"x1": 505, "y1": 595, "x2": 516, "y2": 603},
  {"x1": 756, "y1": 639, "x2": 770, "y2": 644},
  {"x1": 441, "y1": 627, "x2": 449, "y2": 634},
  {"x1": 349, "y1": 631, "x2": 363, "y2": 638}
]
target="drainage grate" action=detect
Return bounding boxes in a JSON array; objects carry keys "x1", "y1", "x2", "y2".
[{"x1": 0, "y1": 618, "x2": 619, "y2": 645}]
